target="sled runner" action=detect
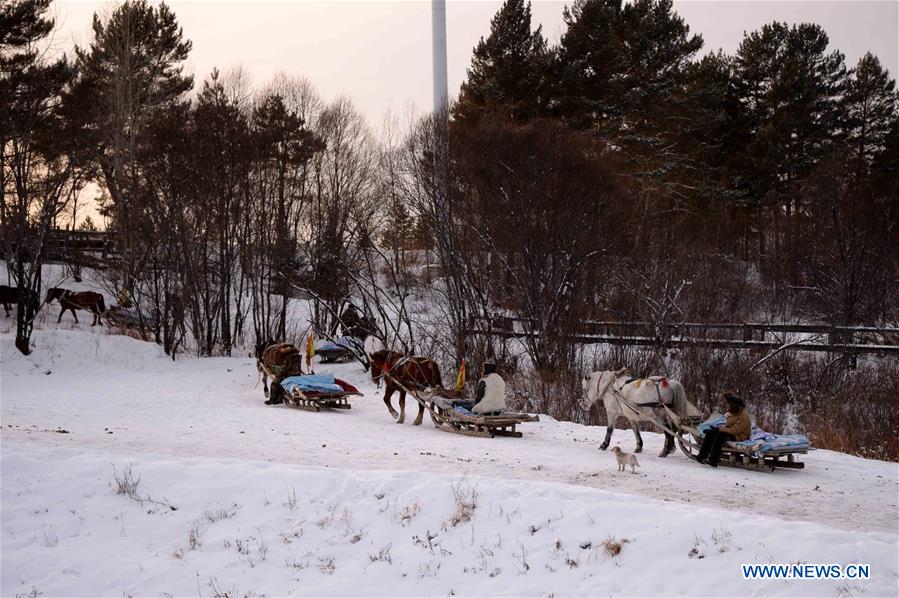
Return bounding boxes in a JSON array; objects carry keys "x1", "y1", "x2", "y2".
[
  {"x1": 383, "y1": 373, "x2": 538, "y2": 438},
  {"x1": 676, "y1": 415, "x2": 811, "y2": 472},
  {"x1": 278, "y1": 374, "x2": 363, "y2": 412}
]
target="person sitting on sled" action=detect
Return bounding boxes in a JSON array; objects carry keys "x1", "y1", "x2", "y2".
[
  {"x1": 697, "y1": 392, "x2": 751, "y2": 467},
  {"x1": 472, "y1": 363, "x2": 507, "y2": 415}
]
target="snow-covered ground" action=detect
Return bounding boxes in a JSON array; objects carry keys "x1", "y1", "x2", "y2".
[{"x1": 2, "y1": 327, "x2": 898, "y2": 596}]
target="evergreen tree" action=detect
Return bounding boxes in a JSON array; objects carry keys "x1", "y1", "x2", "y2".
[
  {"x1": 555, "y1": 0, "x2": 703, "y2": 137},
  {"x1": 74, "y1": 0, "x2": 193, "y2": 296},
  {"x1": 669, "y1": 51, "x2": 745, "y2": 206},
  {"x1": 454, "y1": 0, "x2": 551, "y2": 123},
  {"x1": 844, "y1": 52, "x2": 898, "y2": 175},
  {"x1": 0, "y1": 0, "x2": 53, "y2": 74},
  {"x1": 733, "y1": 22, "x2": 848, "y2": 212}
]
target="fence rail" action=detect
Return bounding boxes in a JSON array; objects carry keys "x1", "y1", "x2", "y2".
[{"x1": 466, "y1": 315, "x2": 899, "y2": 357}]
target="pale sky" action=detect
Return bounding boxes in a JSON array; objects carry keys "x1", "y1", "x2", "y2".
[{"x1": 50, "y1": 0, "x2": 898, "y2": 131}]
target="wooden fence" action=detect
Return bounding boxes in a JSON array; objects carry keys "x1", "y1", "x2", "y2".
[{"x1": 466, "y1": 315, "x2": 899, "y2": 360}]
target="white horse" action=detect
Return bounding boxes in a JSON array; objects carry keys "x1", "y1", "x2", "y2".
[{"x1": 580, "y1": 369, "x2": 696, "y2": 457}]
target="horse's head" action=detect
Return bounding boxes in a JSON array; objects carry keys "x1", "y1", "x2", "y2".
[
  {"x1": 254, "y1": 338, "x2": 276, "y2": 360},
  {"x1": 580, "y1": 370, "x2": 622, "y2": 411},
  {"x1": 44, "y1": 287, "x2": 63, "y2": 304},
  {"x1": 369, "y1": 349, "x2": 387, "y2": 384}
]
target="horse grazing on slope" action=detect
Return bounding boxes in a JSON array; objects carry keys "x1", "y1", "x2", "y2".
[
  {"x1": 255, "y1": 339, "x2": 304, "y2": 405},
  {"x1": 580, "y1": 369, "x2": 699, "y2": 457},
  {"x1": 44, "y1": 288, "x2": 106, "y2": 325},
  {"x1": 0, "y1": 285, "x2": 39, "y2": 317},
  {"x1": 369, "y1": 349, "x2": 442, "y2": 425}
]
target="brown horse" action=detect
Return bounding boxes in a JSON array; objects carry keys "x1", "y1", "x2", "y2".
[
  {"x1": 255, "y1": 339, "x2": 304, "y2": 405},
  {"x1": 370, "y1": 349, "x2": 443, "y2": 425},
  {"x1": 44, "y1": 288, "x2": 106, "y2": 325},
  {"x1": 0, "y1": 285, "x2": 39, "y2": 317}
]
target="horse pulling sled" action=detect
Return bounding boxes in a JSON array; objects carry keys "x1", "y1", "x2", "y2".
[
  {"x1": 382, "y1": 372, "x2": 539, "y2": 438},
  {"x1": 256, "y1": 341, "x2": 362, "y2": 411},
  {"x1": 581, "y1": 369, "x2": 811, "y2": 472}
]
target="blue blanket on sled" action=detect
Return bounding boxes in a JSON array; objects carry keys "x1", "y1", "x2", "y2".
[
  {"x1": 697, "y1": 415, "x2": 810, "y2": 454},
  {"x1": 317, "y1": 336, "x2": 362, "y2": 353},
  {"x1": 281, "y1": 374, "x2": 343, "y2": 394}
]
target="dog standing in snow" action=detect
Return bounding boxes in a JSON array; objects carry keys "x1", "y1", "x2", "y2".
[{"x1": 611, "y1": 446, "x2": 640, "y2": 473}]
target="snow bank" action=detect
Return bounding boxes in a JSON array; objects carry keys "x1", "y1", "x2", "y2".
[{"x1": 3, "y1": 445, "x2": 896, "y2": 597}]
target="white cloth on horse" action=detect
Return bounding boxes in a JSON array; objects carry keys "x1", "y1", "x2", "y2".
[{"x1": 473, "y1": 373, "x2": 506, "y2": 414}]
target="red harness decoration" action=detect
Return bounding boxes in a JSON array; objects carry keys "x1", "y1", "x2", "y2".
[{"x1": 660, "y1": 378, "x2": 669, "y2": 388}]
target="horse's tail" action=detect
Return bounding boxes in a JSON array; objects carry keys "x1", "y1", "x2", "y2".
[{"x1": 97, "y1": 294, "x2": 106, "y2": 313}]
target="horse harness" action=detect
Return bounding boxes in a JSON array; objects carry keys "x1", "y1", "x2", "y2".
[
  {"x1": 378, "y1": 354, "x2": 433, "y2": 391},
  {"x1": 595, "y1": 375, "x2": 671, "y2": 409}
]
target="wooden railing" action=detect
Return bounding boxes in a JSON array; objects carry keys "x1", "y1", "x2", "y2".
[{"x1": 466, "y1": 315, "x2": 899, "y2": 357}]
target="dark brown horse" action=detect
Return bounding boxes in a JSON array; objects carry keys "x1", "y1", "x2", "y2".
[
  {"x1": 0, "y1": 285, "x2": 39, "y2": 317},
  {"x1": 255, "y1": 339, "x2": 304, "y2": 405},
  {"x1": 370, "y1": 349, "x2": 443, "y2": 425},
  {"x1": 44, "y1": 288, "x2": 106, "y2": 325}
]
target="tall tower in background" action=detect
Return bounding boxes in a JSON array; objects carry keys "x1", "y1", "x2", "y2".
[{"x1": 431, "y1": 0, "x2": 448, "y2": 114}]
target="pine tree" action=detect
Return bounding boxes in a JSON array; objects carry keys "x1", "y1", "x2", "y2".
[
  {"x1": 555, "y1": 0, "x2": 703, "y2": 136},
  {"x1": 74, "y1": 0, "x2": 193, "y2": 297},
  {"x1": 844, "y1": 52, "x2": 898, "y2": 175},
  {"x1": 454, "y1": 0, "x2": 551, "y2": 123},
  {"x1": 0, "y1": 0, "x2": 53, "y2": 74},
  {"x1": 733, "y1": 22, "x2": 848, "y2": 211}
]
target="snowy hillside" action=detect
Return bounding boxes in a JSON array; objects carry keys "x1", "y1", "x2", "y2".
[{"x1": 2, "y1": 328, "x2": 897, "y2": 596}]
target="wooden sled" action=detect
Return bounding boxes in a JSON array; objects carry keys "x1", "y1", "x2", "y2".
[
  {"x1": 316, "y1": 347, "x2": 356, "y2": 364},
  {"x1": 283, "y1": 388, "x2": 359, "y2": 412},
  {"x1": 384, "y1": 373, "x2": 539, "y2": 438},
  {"x1": 277, "y1": 376, "x2": 362, "y2": 412},
  {"x1": 676, "y1": 427, "x2": 809, "y2": 473}
]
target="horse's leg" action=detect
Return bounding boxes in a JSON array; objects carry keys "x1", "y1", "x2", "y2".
[
  {"x1": 91, "y1": 308, "x2": 97, "y2": 326},
  {"x1": 397, "y1": 390, "x2": 406, "y2": 424},
  {"x1": 413, "y1": 397, "x2": 425, "y2": 426},
  {"x1": 599, "y1": 424, "x2": 614, "y2": 450},
  {"x1": 659, "y1": 431, "x2": 675, "y2": 457},
  {"x1": 383, "y1": 386, "x2": 399, "y2": 420},
  {"x1": 70, "y1": 307, "x2": 78, "y2": 324},
  {"x1": 631, "y1": 421, "x2": 644, "y2": 453}
]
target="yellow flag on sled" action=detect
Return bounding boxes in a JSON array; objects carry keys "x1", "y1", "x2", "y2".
[
  {"x1": 455, "y1": 360, "x2": 466, "y2": 392},
  {"x1": 306, "y1": 333, "x2": 315, "y2": 368}
]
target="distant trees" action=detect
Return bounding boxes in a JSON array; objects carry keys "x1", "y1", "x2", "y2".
[
  {"x1": 1, "y1": 0, "x2": 81, "y2": 354},
  {"x1": 455, "y1": 0, "x2": 899, "y2": 333},
  {"x1": 74, "y1": 0, "x2": 193, "y2": 304}
]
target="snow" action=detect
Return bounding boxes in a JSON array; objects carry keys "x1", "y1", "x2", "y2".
[{"x1": 2, "y1": 327, "x2": 898, "y2": 596}]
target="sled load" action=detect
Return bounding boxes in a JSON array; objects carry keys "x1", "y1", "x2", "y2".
[
  {"x1": 315, "y1": 335, "x2": 364, "y2": 364},
  {"x1": 384, "y1": 373, "x2": 538, "y2": 438},
  {"x1": 278, "y1": 373, "x2": 362, "y2": 412},
  {"x1": 676, "y1": 415, "x2": 812, "y2": 472}
]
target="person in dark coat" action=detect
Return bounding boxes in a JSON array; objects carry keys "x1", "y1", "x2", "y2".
[{"x1": 697, "y1": 392, "x2": 751, "y2": 467}]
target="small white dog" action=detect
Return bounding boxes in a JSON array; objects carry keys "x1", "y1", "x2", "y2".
[{"x1": 611, "y1": 446, "x2": 640, "y2": 474}]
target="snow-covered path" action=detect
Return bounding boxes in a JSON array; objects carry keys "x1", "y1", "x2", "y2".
[
  {"x1": 2, "y1": 329, "x2": 898, "y2": 596},
  {"x1": 2, "y1": 330, "x2": 896, "y2": 534}
]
